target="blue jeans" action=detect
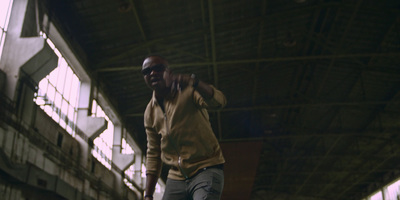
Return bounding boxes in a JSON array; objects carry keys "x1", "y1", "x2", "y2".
[{"x1": 162, "y1": 168, "x2": 224, "y2": 200}]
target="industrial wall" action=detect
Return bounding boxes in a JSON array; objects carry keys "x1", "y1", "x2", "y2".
[{"x1": 0, "y1": 0, "x2": 148, "y2": 199}]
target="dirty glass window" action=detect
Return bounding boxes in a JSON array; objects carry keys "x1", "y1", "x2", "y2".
[
  {"x1": 122, "y1": 138, "x2": 135, "y2": 178},
  {"x1": 123, "y1": 139, "x2": 136, "y2": 189},
  {"x1": 368, "y1": 191, "x2": 383, "y2": 200},
  {"x1": 364, "y1": 178, "x2": 400, "y2": 200},
  {"x1": 122, "y1": 138, "x2": 134, "y2": 154},
  {"x1": 384, "y1": 179, "x2": 400, "y2": 200},
  {"x1": 0, "y1": 0, "x2": 13, "y2": 58},
  {"x1": 91, "y1": 100, "x2": 114, "y2": 169},
  {"x1": 34, "y1": 35, "x2": 80, "y2": 136}
]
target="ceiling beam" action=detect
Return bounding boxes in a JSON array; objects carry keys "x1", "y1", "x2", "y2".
[
  {"x1": 316, "y1": 15, "x2": 400, "y2": 196},
  {"x1": 275, "y1": 2, "x2": 328, "y2": 190},
  {"x1": 200, "y1": 0, "x2": 212, "y2": 80},
  {"x1": 258, "y1": 168, "x2": 398, "y2": 176},
  {"x1": 94, "y1": 29, "x2": 207, "y2": 66},
  {"x1": 294, "y1": 3, "x2": 364, "y2": 193},
  {"x1": 207, "y1": 0, "x2": 217, "y2": 86},
  {"x1": 252, "y1": 0, "x2": 268, "y2": 105},
  {"x1": 206, "y1": 0, "x2": 223, "y2": 140},
  {"x1": 128, "y1": 0, "x2": 150, "y2": 54},
  {"x1": 218, "y1": 127, "x2": 400, "y2": 145},
  {"x1": 323, "y1": 90, "x2": 400, "y2": 197},
  {"x1": 96, "y1": 51, "x2": 400, "y2": 72},
  {"x1": 125, "y1": 100, "x2": 400, "y2": 116},
  {"x1": 315, "y1": 0, "x2": 362, "y2": 96},
  {"x1": 220, "y1": 100, "x2": 400, "y2": 111},
  {"x1": 256, "y1": 181, "x2": 377, "y2": 188},
  {"x1": 263, "y1": 153, "x2": 399, "y2": 161},
  {"x1": 336, "y1": 134, "x2": 400, "y2": 199}
]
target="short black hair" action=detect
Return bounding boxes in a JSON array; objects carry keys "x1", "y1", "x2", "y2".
[
  {"x1": 142, "y1": 55, "x2": 170, "y2": 72},
  {"x1": 143, "y1": 54, "x2": 168, "y2": 62}
]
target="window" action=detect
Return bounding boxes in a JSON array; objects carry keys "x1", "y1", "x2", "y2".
[
  {"x1": 384, "y1": 179, "x2": 400, "y2": 200},
  {"x1": 34, "y1": 35, "x2": 81, "y2": 136},
  {"x1": 155, "y1": 183, "x2": 161, "y2": 193},
  {"x1": 122, "y1": 138, "x2": 135, "y2": 180},
  {"x1": 369, "y1": 191, "x2": 383, "y2": 200},
  {"x1": 123, "y1": 178, "x2": 137, "y2": 192},
  {"x1": 141, "y1": 163, "x2": 146, "y2": 178},
  {"x1": 122, "y1": 138, "x2": 134, "y2": 154},
  {"x1": 124, "y1": 164, "x2": 135, "y2": 181},
  {"x1": 364, "y1": 178, "x2": 400, "y2": 200},
  {"x1": 91, "y1": 100, "x2": 114, "y2": 169},
  {"x1": 122, "y1": 140, "x2": 139, "y2": 193},
  {"x1": 0, "y1": 0, "x2": 13, "y2": 58},
  {"x1": 123, "y1": 138, "x2": 136, "y2": 182}
]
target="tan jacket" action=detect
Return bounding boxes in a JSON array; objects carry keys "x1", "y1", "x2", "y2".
[{"x1": 144, "y1": 84, "x2": 226, "y2": 180}]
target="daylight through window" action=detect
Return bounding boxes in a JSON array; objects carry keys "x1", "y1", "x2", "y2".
[
  {"x1": 364, "y1": 178, "x2": 400, "y2": 200},
  {"x1": 0, "y1": 0, "x2": 14, "y2": 58},
  {"x1": 34, "y1": 35, "x2": 81, "y2": 136},
  {"x1": 91, "y1": 100, "x2": 114, "y2": 169}
]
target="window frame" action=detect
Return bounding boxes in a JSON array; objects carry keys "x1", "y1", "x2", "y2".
[
  {"x1": 91, "y1": 99, "x2": 115, "y2": 170},
  {"x1": 0, "y1": 0, "x2": 14, "y2": 58},
  {"x1": 34, "y1": 34, "x2": 81, "y2": 137}
]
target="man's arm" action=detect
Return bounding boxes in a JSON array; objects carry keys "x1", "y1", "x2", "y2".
[
  {"x1": 172, "y1": 73, "x2": 227, "y2": 108},
  {"x1": 172, "y1": 74, "x2": 215, "y2": 99},
  {"x1": 144, "y1": 174, "x2": 158, "y2": 200},
  {"x1": 193, "y1": 78, "x2": 214, "y2": 100},
  {"x1": 143, "y1": 121, "x2": 162, "y2": 199}
]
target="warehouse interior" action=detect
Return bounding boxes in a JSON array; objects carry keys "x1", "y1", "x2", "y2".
[{"x1": 0, "y1": 0, "x2": 400, "y2": 199}]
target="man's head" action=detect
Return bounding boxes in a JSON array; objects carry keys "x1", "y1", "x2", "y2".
[{"x1": 142, "y1": 55, "x2": 172, "y2": 93}]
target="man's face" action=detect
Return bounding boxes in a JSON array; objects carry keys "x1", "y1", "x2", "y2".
[{"x1": 142, "y1": 56, "x2": 171, "y2": 91}]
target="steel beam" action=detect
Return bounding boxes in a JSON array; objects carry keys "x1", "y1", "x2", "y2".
[{"x1": 96, "y1": 52, "x2": 400, "y2": 72}]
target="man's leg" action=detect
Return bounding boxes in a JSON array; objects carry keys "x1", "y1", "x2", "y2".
[
  {"x1": 189, "y1": 168, "x2": 224, "y2": 200},
  {"x1": 162, "y1": 179, "x2": 188, "y2": 200}
]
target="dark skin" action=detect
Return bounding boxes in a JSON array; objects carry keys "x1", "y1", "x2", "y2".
[
  {"x1": 142, "y1": 56, "x2": 214, "y2": 199},
  {"x1": 142, "y1": 56, "x2": 214, "y2": 104}
]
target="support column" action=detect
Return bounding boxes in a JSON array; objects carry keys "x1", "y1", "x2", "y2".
[
  {"x1": 0, "y1": 0, "x2": 57, "y2": 101},
  {"x1": 0, "y1": 0, "x2": 58, "y2": 128},
  {"x1": 75, "y1": 81, "x2": 107, "y2": 169},
  {"x1": 112, "y1": 126, "x2": 134, "y2": 171}
]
